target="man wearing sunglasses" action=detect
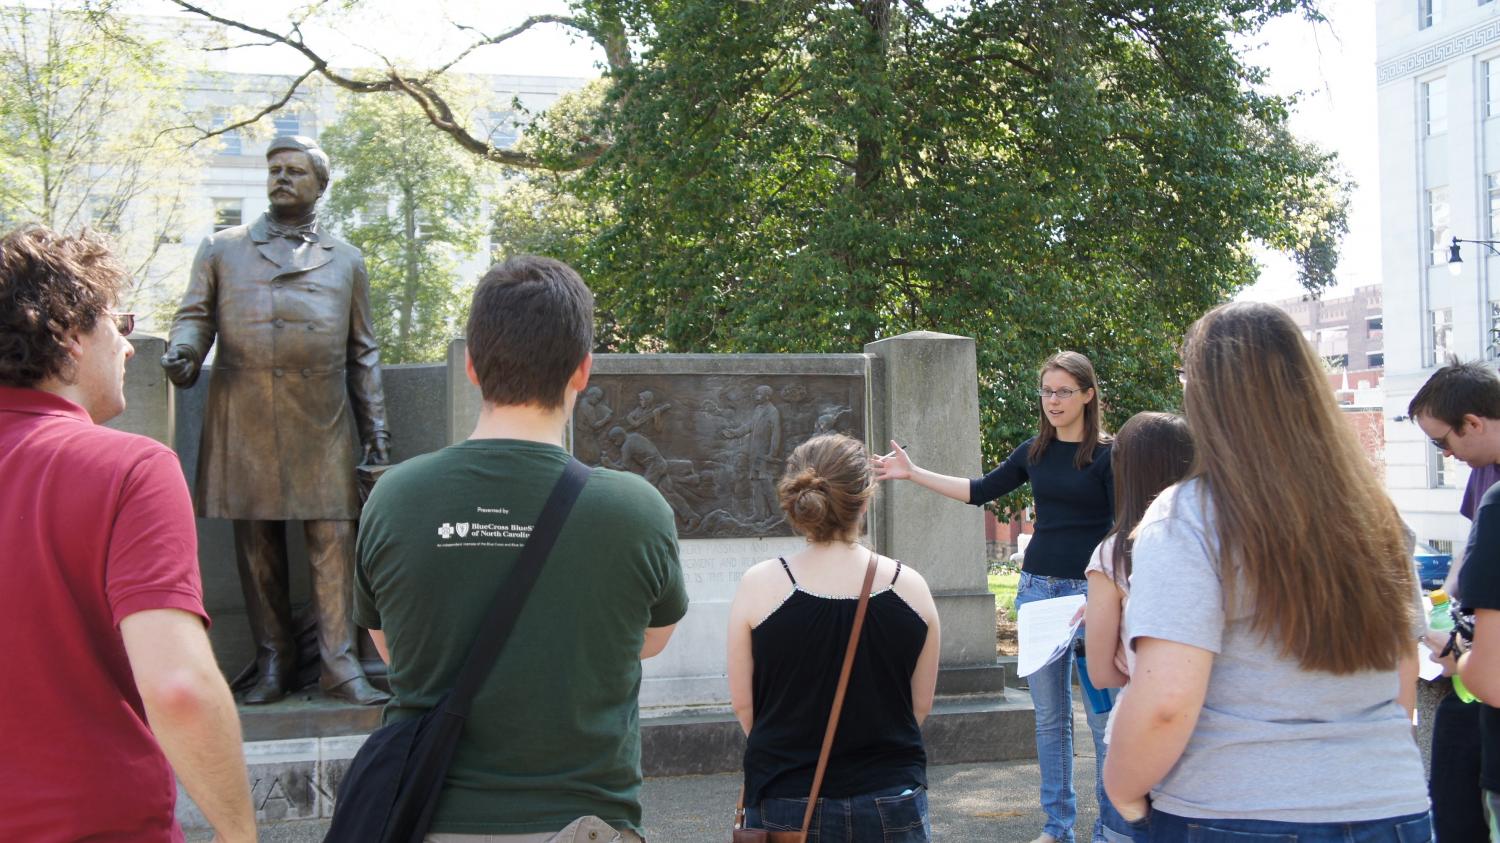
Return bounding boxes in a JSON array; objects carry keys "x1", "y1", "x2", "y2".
[
  {"x1": 1411, "y1": 360, "x2": 1500, "y2": 840},
  {"x1": 0, "y1": 225, "x2": 254, "y2": 841}
]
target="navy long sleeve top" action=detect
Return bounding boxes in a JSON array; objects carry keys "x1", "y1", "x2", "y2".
[{"x1": 969, "y1": 437, "x2": 1114, "y2": 579}]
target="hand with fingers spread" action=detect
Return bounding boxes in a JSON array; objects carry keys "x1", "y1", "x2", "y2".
[{"x1": 870, "y1": 440, "x2": 914, "y2": 481}]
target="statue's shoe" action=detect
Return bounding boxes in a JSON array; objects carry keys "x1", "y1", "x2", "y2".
[
  {"x1": 324, "y1": 675, "x2": 391, "y2": 706},
  {"x1": 242, "y1": 672, "x2": 291, "y2": 705}
]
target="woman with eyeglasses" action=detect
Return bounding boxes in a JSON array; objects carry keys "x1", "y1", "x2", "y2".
[
  {"x1": 873, "y1": 350, "x2": 1120, "y2": 843},
  {"x1": 1102, "y1": 301, "x2": 1428, "y2": 841}
]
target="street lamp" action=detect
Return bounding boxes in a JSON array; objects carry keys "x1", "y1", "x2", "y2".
[{"x1": 1449, "y1": 236, "x2": 1500, "y2": 276}]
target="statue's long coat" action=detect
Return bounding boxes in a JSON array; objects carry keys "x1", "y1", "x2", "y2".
[{"x1": 168, "y1": 214, "x2": 387, "y2": 520}]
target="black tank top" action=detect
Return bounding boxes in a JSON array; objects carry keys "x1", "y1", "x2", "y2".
[{"x1": 742, "y1": 558, "x2": 929, "y2": 805}]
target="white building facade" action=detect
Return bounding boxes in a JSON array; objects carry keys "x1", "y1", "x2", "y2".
[{"x1": 1378, "y1": 0, "x2": 1500, "y2": 557}]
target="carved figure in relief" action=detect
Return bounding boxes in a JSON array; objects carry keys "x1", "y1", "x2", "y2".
[
  {"x1": 605, "y1": 426, "x2": 700, "y2": 531},
  {"x1": 624, "y1": 389, "x2": 672, "y2": 434},
  {"x1": 575, "y1": 385, "x2": 613, "y2": 462},
  {"x1": 722, "y1": 384, "x2": 783, "y2": 521}
]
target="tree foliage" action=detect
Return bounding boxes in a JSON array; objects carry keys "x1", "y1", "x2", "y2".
[
  {"x1": 0, "y1": 3, "x2": 203, "y2": 312},
  {"x1": 176, "y1": 0, "x2": 1350, "y2": 505},
  {"x1": 511, "y1": 0, "x2": 1352, "y2": 493},
  {"x1": 321, "y1": 89, "x2": 492, "y2": 363}
]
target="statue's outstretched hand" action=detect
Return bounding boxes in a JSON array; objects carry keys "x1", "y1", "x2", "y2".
[
  {"x1": 159, "y1": 345, "x2": 200, "y2": 388},
  {"x1": 870, "y1": 439, "x2": 914, "y2": 482}
]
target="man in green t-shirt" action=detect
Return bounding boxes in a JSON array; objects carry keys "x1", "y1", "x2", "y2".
[{"x1": 354, "y1": 255, "x2": 688, "y2": 841}]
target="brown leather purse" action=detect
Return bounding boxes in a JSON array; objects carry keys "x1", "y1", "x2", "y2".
[{"x1": 731, "y1": 553, "x2": 880, "y2": 843}]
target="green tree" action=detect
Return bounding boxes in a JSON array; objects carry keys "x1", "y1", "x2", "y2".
[
  {"x1": 547, "y1": 0, "x2": 1349, "y2": 493},
  {"x1": 178, "y1": 0, "x2": 1350, "y2": 508},
  {"x1": 321, "y1": 90, "x2": 492, "y2": 363},
  {"x1": 0, "y1": 4, "x2": 202, "y2": 312}
]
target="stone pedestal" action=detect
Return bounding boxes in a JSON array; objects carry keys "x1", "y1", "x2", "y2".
[
  {"x1": 106, "y1": 335, "x2": 173, "y2": 445},
  {"x1": 865, "y1": 332, "x2": 1003, "y2": 674}
]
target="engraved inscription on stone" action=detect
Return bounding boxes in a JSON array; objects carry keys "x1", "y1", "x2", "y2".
[{"x1": 573, "y1": 375, "x2": 865, "y2": 538}]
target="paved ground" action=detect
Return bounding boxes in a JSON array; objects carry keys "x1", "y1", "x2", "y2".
[{"x1": 197, "y1": 703, "x2": 1105, "y2": 842}]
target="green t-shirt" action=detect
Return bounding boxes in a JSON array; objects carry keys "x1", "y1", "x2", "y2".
[{"x1": 354, "y1": 439, "x2": 688, "y2": 835}]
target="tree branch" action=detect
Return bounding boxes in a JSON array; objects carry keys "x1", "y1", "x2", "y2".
[
  {"x1": 165, "y1": 0, "x2": 606, "y2": 171},
  {"x1": 173, "y1": 66, "x2": 316, "y2": 146},
  {"x1": 438, "y1": 15, "x2": 599, "y2": 79}
]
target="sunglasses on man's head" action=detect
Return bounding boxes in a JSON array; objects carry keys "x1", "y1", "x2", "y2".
[{"x1": 113, "y1": 313, "x2": 135, "y2": 337}]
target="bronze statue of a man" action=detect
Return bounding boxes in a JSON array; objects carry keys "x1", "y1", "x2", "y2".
[{"x1": 161, "y1": 135, "x2": 390, "y2": 705}]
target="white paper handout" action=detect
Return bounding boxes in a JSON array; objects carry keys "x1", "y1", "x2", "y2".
[
  {"x1": 1016, "y1": 594, "x2": 1086, "y2": 678},
  {"x1": 1417, "y1": 641, "x2": 1446, "y2": 683}
]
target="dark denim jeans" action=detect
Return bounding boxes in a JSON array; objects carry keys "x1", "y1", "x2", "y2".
[
  {"x1": 743, "y1": 784, "x2": 930, "y2": 842},
  {"x1": 1122, "y1": 808, "x2": 1432, "y2": 842}
]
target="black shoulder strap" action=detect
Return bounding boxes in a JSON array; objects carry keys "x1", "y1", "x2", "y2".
[{"x1": 445, "y1": 457, "x2": 591, "y2": 717}]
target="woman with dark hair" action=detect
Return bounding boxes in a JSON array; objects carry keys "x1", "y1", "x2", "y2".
[
  {"x1": 874, "y1": 351, "x2": 1120, "y2": 843},
  {"x1": 1104, "y1": 301, "x2": 1429, "y2": 841},
  {"x1": 1083, "y1": 411, "x2": 1195, "y2": 700},
  {"x1": 728, "y1": 433, "x2": 941, "y2": 841}
]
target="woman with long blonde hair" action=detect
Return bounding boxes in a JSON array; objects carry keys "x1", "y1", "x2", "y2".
[{"x1": 1103, "y1": 301, "x2": 1428, "y2": 841}]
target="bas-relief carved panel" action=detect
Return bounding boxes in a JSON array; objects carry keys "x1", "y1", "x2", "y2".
[{"x1": 572, "y1": 375, "x2": 866, "y2": 538}]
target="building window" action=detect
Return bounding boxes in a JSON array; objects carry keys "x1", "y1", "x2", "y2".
[
  {"x1": 1367, "y1": 352, "x2": 1384, "y2": 368},
  {"x1": 1433, "y1": 450, "x2": 1460, "y2": 488},
  {"x1": 213, "y1": 198, "x2": 242, "y2": 233},
  {"x1": 273, "y1": 112, "x2": 301, "y2": 137},
  {"x1": 487, "y1": 110, "x2": 520, "y2": 149},
  {"x1": 1420, "y1": 0, "x2": 1444, "y2": 29},
  {"x1": 1367, "y1": 315, "x2": 1383, "y2": 335},
  {"x1": 360, "y1": 196, "x2": 388, "y2": 224},
  {"x1": 1425, "y1": 78, "x2": 1448, "y2": 135},
  {"x1": 1490, "y1": 300, "x2": 1500, "y2": 354},
  {"x1": 212, "y1": 115, "x2": 242, "y2": 156},
  {"x1": 1430, "y1": 186, "x2": 1452, "y2": 265},
  {"x1": 1431, "y1": 307, "x2": 1454, "y2": 366},
  {"x1": 1488, "y1": 61, "x2": 1500, "y2": 118}
]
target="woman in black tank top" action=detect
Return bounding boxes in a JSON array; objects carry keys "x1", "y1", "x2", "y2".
[{"x1": 727, "y1": 433, "x2": 942, "y2": 842}]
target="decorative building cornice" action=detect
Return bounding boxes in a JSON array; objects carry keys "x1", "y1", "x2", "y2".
[{"x1": 1378, "y1": 18, "x2": 1500, "y2": 85}]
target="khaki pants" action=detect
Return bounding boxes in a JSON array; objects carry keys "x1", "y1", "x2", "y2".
[{"x1": 426, "y1": 815, "x2": 645, "y2": 843}]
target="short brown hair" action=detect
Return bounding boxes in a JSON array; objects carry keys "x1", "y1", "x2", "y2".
[
  {"x1": 778, "y1": 434, "x2": 873, "y2": 542},
  {"x1": 1407, "y1": 358, "x2": 1500, "y2": 427},
  {"x1": 465, "y1": 255, "x2": 594, "y2": 410},
  {"x1": 0, "y1": 225, "x2": 128, "y2": 387}
]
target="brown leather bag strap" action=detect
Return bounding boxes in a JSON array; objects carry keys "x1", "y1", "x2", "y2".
[{"x1": 797, "y1": 551, "x2": 880, "y2": 836}]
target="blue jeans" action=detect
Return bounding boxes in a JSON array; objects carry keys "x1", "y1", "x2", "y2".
[
  {"x1": 1126, "y1": 808, "x2": 1432, "y2": 842},
  {"x1": 744, "y1": 784, "x2": 930, "y2": 842},
  {"x1": 1015, "y1": 571, "x2": 1123, "y2": 843}
]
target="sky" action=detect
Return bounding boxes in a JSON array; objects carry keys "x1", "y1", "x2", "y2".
[{"x1": 141, "y1": 0, "x2": 1379, "y2": 305}]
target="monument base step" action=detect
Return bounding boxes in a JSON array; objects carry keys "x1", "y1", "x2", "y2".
[
  {"x1": 639, "y1": 693, "x2": 1036, "y2": 776},
  {"x1": 179, "y1": 691, "x2": 1036, "y2": 830}
]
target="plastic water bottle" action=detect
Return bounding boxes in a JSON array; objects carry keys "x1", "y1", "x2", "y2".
[
  {"x1": 1429, "y1": 590, "x2": 1479, "y2": 703},
  {"x1": 1073, "y1": 636, "x2": 1115, "y2": 714}
]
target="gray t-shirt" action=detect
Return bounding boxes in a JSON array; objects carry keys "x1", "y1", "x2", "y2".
[{"x1": 1125, "y1": 478, "x2": 1427, "y2": 823}]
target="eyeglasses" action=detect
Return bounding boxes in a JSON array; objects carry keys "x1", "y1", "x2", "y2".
[
  {"x1": 113, "y1": 312, "x2": 136, "y2": 337},
  {"x1": 1037, "y1": 387, "x2": 1084, "y2": 400},
  {"x1": 1429, "y1": 427, "x2": 1454, "y2": 452}
]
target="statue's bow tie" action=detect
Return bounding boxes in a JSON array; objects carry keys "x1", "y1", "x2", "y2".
[{"x1": 266, "y1": 220, "x2": 319, "y2": 243}]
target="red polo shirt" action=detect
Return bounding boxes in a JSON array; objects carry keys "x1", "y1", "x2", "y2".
[{"x1": 0, "y1": 385, "x2": 207, "y2": 842}]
